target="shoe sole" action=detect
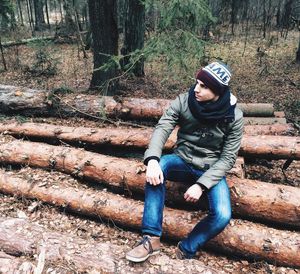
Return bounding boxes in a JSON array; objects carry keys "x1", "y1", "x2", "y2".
[{"x1": 126, "y1": 250, "x2": 160, "y2": 263}]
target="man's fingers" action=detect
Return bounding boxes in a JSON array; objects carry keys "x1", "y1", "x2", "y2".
[
  {"x1": 160, "y1": 172, "x2": 164, "y2": 184},
  {"x1": 147, "y1": 175, "x2": 162, "y2": 185}
]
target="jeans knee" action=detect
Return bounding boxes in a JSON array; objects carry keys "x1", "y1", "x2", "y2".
[{"x1": 212, "y1": 207, "x2": 231, "y2": 229}]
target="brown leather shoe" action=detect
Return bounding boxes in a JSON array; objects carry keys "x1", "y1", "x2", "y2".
[{"x1": 126, "y1": 235, "x2": 161, "y2": 263}]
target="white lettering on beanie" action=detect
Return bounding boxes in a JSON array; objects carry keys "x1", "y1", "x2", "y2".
[{"x1": 203, "y1": 62, "x2": 231, "y2": 86}]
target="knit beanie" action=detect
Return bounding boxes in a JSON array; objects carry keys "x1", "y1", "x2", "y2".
[{"x1": 196, "y1": 62, "x2": 231, "y2": 95}]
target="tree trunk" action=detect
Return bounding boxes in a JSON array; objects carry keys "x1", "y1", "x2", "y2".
[
  {"x1": 88, "y1": 0, "x2": 118, "y2": 95},
  {"x1": 296, "y1": 36, "x2": 300, "y2": 63},
  {"x1": 33, "y1": 0, "x2": 45, "y2": 31},
  {"x1": 59, "y1": 0, "x2": 63, "y2": 23},
  {"x1": 262, "y1": 0, "x2": 266, "y2": 38},
  {"x1": 26, "y1": 0, "x2": 34, "y2": 31},
  {"x1": 44, "y1": 0, "x2": 50, "y2": 29},
  {"x1": 0, "y1": 37, "x2": 7, "y2": 71},
  {"x1": 0, "y1": 122, "x2": 298, "y2": 160},
  {"x1": 0, "y1": 171, "x2": 299, "y2": 267},
  {"x1": 62, "y1": 0, "x2": 76, "y2": 34},
  {"x1": 230, "y1": 0, "x2": 238, "y2": 35},
  {"x1": 121, "y1": 0, "x2": 145, "y2": 76},
  {"x1": 17, "y1": 0, "x2": 24, "y2": 26},
  {"x1": 0, "y1": 140, "x2": 299, "y2": 228}
]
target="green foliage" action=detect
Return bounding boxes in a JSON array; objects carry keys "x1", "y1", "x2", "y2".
[
  {"x1": 25, "y1": 40, "x2": 59, "y2": 77},
  {"x1": 0, "y1": 0, "x2": 15, "y2": 29},
  {"x1": 154, "y1": 0, "x2": 214, "y2": 31},
  {"x1": 52, "y1": 86, "x2": 74, "y2": 94},
  {"x1": 91, "y1": 0, "x2": 215, "y2": 85},
  {"x1": 287, "y1": 100, "x2": 300, "y2": 124},
  {"x1": 142, "y1": 0, "x2": 215, "y2": 81}
]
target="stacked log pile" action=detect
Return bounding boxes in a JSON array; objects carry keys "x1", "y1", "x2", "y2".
[
  {"x1": 0, "y1": 84, "x2": 299, "y2": 269},
  {"x1": 0, "y1": 84, "x2": 291, "y2": 125}
]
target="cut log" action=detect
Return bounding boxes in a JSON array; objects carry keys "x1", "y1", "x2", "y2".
[
  {"x1": 227, "y1": 177, "x2": 300, "y2": 228},
  {"x1": 0, "y1": 84, "x2": 277, "y2": 119},
  {"x1": 0, "y1": 140, "x2": 299, "y2": 228},
  {"x1": 0, "y1": 122, "x2": 298, "y2": 160},
  {"x1": 274, "y1": 111, "x2": 286, "y2": 118},
  {"x1": 240, "y1": 135, "x2": 300, "y2": 159},
  {"x1": 228, "y1": 157, "x2": 245, "y2": 179},
  {"x1": 0, "y1": 216, "x2": 116, "y2": 273},
  {"x1": 0, "y1": 85, "x2": 49, "y2": 115},
  {"x1": 60, "y1": 94, "x2": 275, "y2": 118},
  {"x1": 238, "y1": 103, "x2": 274, "y2": 117},
  {"x1": 243, "y1": 124, "x2": 295, "y2": 135},
  {"x1": 1, "y1": 36, "x2": 55, "y2": 48},
  {"x1": 0, "y1": 217, "x2": 219, "y2": 274},
  {"x1": 0, "y1": 171, "x2": 299, "y2": 267},
  {"x1": 0, "y1": 121, "x2": 295, "y2": 144},
  {"x1": 243, "y1": 117, "x2": 287, "y2": 125},
  {"x1": 0, "y1": 251, "x2": 36, "y2": 274}
]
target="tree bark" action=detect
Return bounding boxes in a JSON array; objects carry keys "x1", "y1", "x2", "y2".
[
  {"x1": 16, "y1": 0, "x2": 24, "y2": 26},
  {"x1": 61, "y1": 0, "x2": 76, "y2": 35},
  {"x1": 0, "y1": 171, "x2": 299, "y2": 267},
  {"x1": 0, "y1": 251, "x2": 36, "y2": 274},
  {"x1": 0, "y1": 37, "x2": 7, "y2": 71},
  {"x1": 0, "y1": 217, "x2": 218, "y2": 274},
  {"x1": 26, "y1": 0, "x2": 34, "y2": 31},
  {"x1": 1, "y1": 36, "x2": 55, "y2": 48},
  {"x1": 0, "y1": 123, "x2": 297, "y2": 160},
  {"x1": 33, "y1": 0, "x2": 46, "y2": 31},
  {"x1": 0, "y1": 216, "x2": 116, "y2": 273},
  {"x1": 44, "y1": 0, "x2": 50, "y2": 29},
  {"x1": 296, "y1": 36, "x2": 300, "y2": 63},
  {"x1": 243, "y1": 124, "x2": 294, "y2": 135},
  {"x1": 243, "y1": 117, "x2": 287, "y2": 125},
  {"x1": 240, "y1": 135, "x2": 300, "y2": 159},
  {"x1": 0, "y1": 85, "x2": 49, "y2": 115},
  {"x1": 121, "y1": 0, "x2": 145, "y2": 76},
  {"x1": 0, "y1": 85, "x2": 280, "y2": 119},
  {"x1": 0, "y1": 122, "x2": 295, "y2": 147},
  {"x1": 0, "y1": 140, "x2": 299, "y2": 228},
  {"x1": 88, "y1": 0, "x2": 118, "y2": 94}
]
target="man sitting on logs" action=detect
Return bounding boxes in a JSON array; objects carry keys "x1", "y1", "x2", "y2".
[{"x1": 126, "y1": 61, "x2": 244, "y2": 262}]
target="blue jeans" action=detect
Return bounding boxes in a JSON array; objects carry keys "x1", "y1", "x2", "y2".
[{"x1": 142, "y1": 154, "x2": 231, "y2": 258}]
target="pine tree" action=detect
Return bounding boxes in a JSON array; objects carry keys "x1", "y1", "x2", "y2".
[{"x1": 0, "y1": 0, "x2": 16, "y2": 29}]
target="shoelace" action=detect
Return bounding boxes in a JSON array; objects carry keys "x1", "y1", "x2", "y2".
[{"x1": 137, "y1": 235, "x2": 153, "y2": 253}]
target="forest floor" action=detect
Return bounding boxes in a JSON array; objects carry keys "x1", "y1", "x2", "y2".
[{"x1": 0, "y1": 29, "x2": 299, "y2": 273}]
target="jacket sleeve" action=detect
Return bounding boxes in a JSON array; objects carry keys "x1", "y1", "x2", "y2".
[
  {"x1": 143, "y1": 96, "x2": 181, "y2": 164},
  {"x1": 196, "y1": 111, "x2": 244, "y2": 189}
]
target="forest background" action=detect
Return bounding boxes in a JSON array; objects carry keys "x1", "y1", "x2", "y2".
[
  {"x1": 0, "y1": 0, "x2": 299, "y2": 124},
  {"x1": 0, "y1": 0, "x2": 300, "y2": 273}
]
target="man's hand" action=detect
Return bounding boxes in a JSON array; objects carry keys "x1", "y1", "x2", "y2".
[
  {"x1": 146, "y1": 159, "x2": 164, "y2": 185},
  {"x1": 184, "y1": 184, "x2": 203, "y2": 203}
]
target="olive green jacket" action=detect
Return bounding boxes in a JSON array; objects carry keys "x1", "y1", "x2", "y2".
[{"x1": 144, "y1": 92, "x2": 244, "y2": 189}]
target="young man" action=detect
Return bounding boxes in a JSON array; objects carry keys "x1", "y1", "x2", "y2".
[{"x1": 126, "y1": 61, "x2": 244, "y2": 262}]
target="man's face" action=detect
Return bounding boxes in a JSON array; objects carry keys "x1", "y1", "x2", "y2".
[{"x1": 194, "y1": 80, "x2": 219, "y2": 102}]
